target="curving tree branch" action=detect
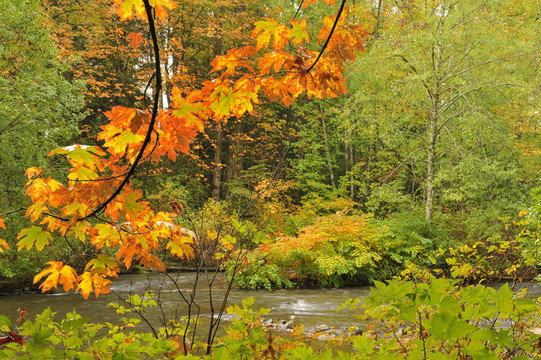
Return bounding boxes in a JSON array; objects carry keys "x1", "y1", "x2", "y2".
[
  {"x1": 80, "y1": 0, "x2": 161, "y2": 221},
  {"x1": 306, "y1": 0, "x2": 347, "y2": 73}
]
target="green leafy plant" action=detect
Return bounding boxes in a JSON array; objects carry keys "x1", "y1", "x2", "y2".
[
  {"x1": 230, "y1": 253, "x2": 295, "y2": 290},
  {"x1": 342, "y1": 267, "x2": 541, "y2": 359},
  {"x1": 0, "y1": 307, "x2": 175, "y2": 359}
]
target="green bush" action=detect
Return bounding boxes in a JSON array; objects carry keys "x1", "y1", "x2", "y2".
[
  {"x1": 231, "y1": 253, "x2": 295, "y2": 290},
  {"x1": 346, "y1": 269, "x2": 541, "y2": 359},
  {"x1": 372, "y1": 210, "x2": 448, "y2": 280},
  {"x1": 0, "y1": 308, "x2": 175, "y2": 359}
]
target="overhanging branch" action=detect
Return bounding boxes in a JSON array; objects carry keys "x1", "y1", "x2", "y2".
[
  {"x1": 306, "y1": 0, "x2": 347, "y2": 73},
  {"x1": 80, "y1": 0, "x2": 161, "y2": 221}
]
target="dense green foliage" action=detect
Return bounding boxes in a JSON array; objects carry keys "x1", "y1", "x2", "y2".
[
  {"x1": 0, "y1": 0, "x2": 84, "y2": 205},
  {"x1": 0, "y1": 0, "x2": 85, "y2": 291},
  {"x1": 229, "y1": 0, "x2": 541, "y2": 289}
]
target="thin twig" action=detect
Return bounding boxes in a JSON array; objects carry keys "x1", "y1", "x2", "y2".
[{"x1": 293, "y1": 0, "x2": 305, "y2": 19}]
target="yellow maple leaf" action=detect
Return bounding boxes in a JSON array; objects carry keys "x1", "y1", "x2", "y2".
[
  {"x1": 77, "y1": 272, "x2": 93, "y2": 299},
  {"x1": 112, "y1": 0, "x2": 175, "y2": 21},
  {"x1": 26, "y1": 202, "x2": 48, "y2": 222},
  {"x1": 33, "y1": 261, "x2": 63, "y2": 292},
  {"x1": 166, "y1": 234, "x2": 194, "y2": 259}
]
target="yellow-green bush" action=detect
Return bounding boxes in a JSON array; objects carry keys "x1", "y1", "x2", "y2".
[{"x1": 235, "y1": 213, "x2": 384, "y2": 288}]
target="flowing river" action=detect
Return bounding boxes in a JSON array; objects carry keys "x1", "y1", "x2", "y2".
[
  {"x1": 1, "y1": 272, "x2": 540, "y2": 337},
  {"x1": 0, "y1": 272, "x2": 371, "y2": 335}
]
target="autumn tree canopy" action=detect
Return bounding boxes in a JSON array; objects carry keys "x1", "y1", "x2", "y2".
[{"x1": 0, "y1": 0, "x2": 366, "y2": 298}]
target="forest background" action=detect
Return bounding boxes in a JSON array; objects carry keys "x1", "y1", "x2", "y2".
[
  {"x1": 0, "y1": 0, "x2": 540, "y2": 291},
  {"x1": 1, "y1": 0, "x2": 541, "y2": 357}
]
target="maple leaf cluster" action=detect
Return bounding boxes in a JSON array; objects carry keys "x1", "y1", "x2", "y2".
[
  {"x1": 189, "y1": 4, "x2": 366, "y2": 116},
  {"x1": 0, "y1": 0, "x2": 366, "y2": 299},
  {"x1": 17, "y1": 98, "x2": 201, "y2": 298}
]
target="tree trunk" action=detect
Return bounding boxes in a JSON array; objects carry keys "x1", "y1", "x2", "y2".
[
  {"x1": 344, "y1": 131, "x2": 355, "y2": 200},
  {"x1": 224, "y1": 150, "x2": 233, "y2": 201},
  {"x1": 349, "y1": 143, "x2": 355, "y2": 199},
  {"x1": 425, "y1": 27, "x2": 444, "y2": 223},
  {"x1": 345, "y1": 141, "x2": 350, "y2": 193},
  {"x1": 234, "y1": 118, "x2": 243, "y2": 180},
  {"x1": 211, "y1": 122, "x2": 223, "y2": 201},
  {"x1": 211, "y1": 16, "x2": 223, "y2": 201},
  {"x1": 319, "y1": 103, "x2": 336, "y2": 190},
  {"x1": 374, "y1": 0, "x2": 383, "y2": 39},
  {"x1": 425, "y1": 123, "x2": 437, "y2": 222}
]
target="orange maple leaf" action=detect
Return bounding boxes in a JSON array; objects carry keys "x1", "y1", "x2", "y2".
[
  {"x1": 0, "y1": 239, "x2": 9, "y2": 252},
  {"x1": 33, "y1": 261, "x2": 64, "y2": 292},
  {"x1": 25, "y1": 167, "x2": 41, "y2": 180},
  {"x1": 127, "y1": 32, "x2": 144, "y2": 50},
  {"x1": 58, "y1": 265, "x2": 78, "y2": 292}
]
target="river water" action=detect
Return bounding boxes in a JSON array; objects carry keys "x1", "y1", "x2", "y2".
[
  {"x1": 1, "y1": 273, "x2": 540, "y2": 337},
  {"x1": 0, "y1": 272, "x2": 371, "y2": 335}
]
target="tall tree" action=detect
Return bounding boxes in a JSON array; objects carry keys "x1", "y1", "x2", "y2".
[
  {"x1": 0, "y1": 0, "x2": 84, "y2": 208},
  {"x1": 345, "y1": 0, "x2": 535, "y2": 222},
  {"x1": 43, "y1": 0, "x2": 147, "y2": 134}
]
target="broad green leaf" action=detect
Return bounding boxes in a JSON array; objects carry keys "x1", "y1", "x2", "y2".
[
  {"x1": 426, "y1": 309, "x2": 475, "y2": 340},
  {"x1": 0, "y1": 315, "x2": 13, "y2": 331},
  {"x1": 352, "y1": 336, "x2": 375, "y2": 355},
  {"x1": 289, "y1": 19, "x2": 309, "y2": 45},
  {"x1": 17, "y1": 226, "x2": 52, "y2": 251}
]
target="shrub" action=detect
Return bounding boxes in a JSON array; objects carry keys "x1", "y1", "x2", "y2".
[
  {"x1": 344, "y1": 268, "x2": 541, "y2": 359},
  {"x1": 230, "y1": 253, "x2": 295, "y2": 290},
  {"x1": 234, "y1": 212, "x2": 383, "y2": 288}
]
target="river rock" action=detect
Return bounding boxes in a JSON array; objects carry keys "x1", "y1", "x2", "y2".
[
  {"x1": 284, "y1": 320, "x2": 295, "y2": 330},
  {"x1": 315, "y1": 324, "x2": 331, "y2": 332},
  {"x1": 324, "y1": 329, "x2": 340, "y2": 336}
]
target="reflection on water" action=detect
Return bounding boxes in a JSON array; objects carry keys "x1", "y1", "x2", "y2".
[{"x1": 1, "y1": 273, "x2": 539, "y2": 336}]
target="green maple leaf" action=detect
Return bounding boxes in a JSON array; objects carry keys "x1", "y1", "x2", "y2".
[
  {"x1": 123, "y1": 191, "x2": 144, "y2": 215},
  {"x1": 17, "y1": 226, "x2": 53, "y2": 251},
  {"x1": 63, "y1": 200, "x2": 88, "y2": 217},
  {"x1": 49, "y1": 145, "x2": 104, "y2": 171},
  {"x1": 94, "y1": 224, "x2": 122, "y2": 246},
  {"x1": 254, "y1": 19, "x2": 279, "y2": 49},
  {"x1": 210, "y1": 87, "x2": 234, "y2": 117},
  {"x1": 289, "y1": 19, "x2": 309, "y2": 45},
  {"x1": 68, "y1": 166, "x2": 99, "y2": 181},
  {"x1": 86, "y1": 255, "x2": 117, "y2": 274}
]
